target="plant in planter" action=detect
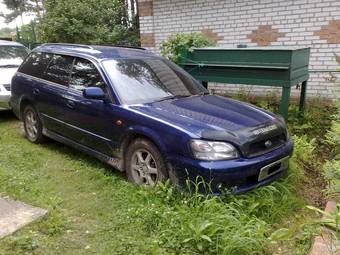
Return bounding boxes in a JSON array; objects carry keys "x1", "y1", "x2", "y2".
[{"x1": 160, "y1": 32, "x2": 216, "y2": 64}]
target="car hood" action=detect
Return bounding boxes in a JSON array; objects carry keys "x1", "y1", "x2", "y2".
[
  {"x1": 129, "y1": 95, "x2": 286, "y2": 140},
  {"x1": 0, "y1": 67, "x2": 19, "y2": 85}
]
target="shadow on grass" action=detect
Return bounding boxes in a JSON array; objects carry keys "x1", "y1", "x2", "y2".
[
  {"x1": 0, "y1": 110, "x2": 17, "y2": 122},
  {"x1": 40, "y1": 140, "x2": 126, "y2": 180}
]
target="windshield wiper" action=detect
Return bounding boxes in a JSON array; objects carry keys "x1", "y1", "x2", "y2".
[
  {"x1": 198, "y1": 91, "x2": 210, "y2": 95},
  {"x1": 153, "y1": 95, "x2": 192, "y2": 103},
  {"x1": 153, "y1": 95, "x2": 176, "y2": 102}
]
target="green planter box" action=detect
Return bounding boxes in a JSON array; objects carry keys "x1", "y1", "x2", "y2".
[{"x1": 180, "y1": 47, "x2": 310, "y2": 120}]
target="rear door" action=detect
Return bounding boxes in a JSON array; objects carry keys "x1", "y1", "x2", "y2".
[
  {"x1": 37, "y1": 54, "x2": 74, "y2": 135},
  {"x1": 13, "y1": 52, "x2": 52, "y2": 113},
  {"x1": 61, "y1": 57, "x2": 118, "y2": 155}
]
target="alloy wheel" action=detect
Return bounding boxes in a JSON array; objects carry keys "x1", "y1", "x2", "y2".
[
  {"x1": 25, "y1": 110, "x2": 38, "y2": 140},
  {"x1": 131, "y1": 149, "x2": 159, "y2": 186}
]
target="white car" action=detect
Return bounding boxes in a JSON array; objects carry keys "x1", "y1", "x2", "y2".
[{"x1": 0, "y1": 40, "x2": 29, "y2": 109}]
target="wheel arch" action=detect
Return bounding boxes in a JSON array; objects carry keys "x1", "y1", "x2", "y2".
[
  {"x1": 120, "y1": 127, "x2": 168, "y2": 169},
  {"x1": 19, "y1": 97, "x2": 35, "y2": 120}
]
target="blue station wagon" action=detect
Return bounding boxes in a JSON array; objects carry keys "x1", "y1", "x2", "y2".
[{"x1": 11, "y1": 44, "x2": 294, "y2": 194}]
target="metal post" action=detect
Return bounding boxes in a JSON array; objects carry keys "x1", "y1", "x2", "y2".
[
  {"x1": 279, "y1": 86, "x2": 291, "y2": 120},
  {"x1": 298, "y1": 81, "x2": 307, "y2": 118}
]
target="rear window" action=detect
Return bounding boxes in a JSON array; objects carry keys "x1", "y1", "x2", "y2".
[
  {"x1": 43, "y1": 54, "x2": 74, "y2": 86},
  {"x1": 19, "y1": 52, "x2": 53, "y2": 78}
]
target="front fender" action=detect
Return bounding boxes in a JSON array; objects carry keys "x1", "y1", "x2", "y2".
[{"x1": 124, "y1": 125, "x2": 168, "y2": 155}]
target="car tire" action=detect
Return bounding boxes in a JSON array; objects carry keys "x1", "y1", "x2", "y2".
[
  {"x1": 125, "y1": 138, "x2": 168, "y2": 186},
  {"x1": 23, "y1": 105, "x2": 46, "y2": 144}
]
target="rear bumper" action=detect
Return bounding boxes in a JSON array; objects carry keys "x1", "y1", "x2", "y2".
[
  {"x1": 0, "y1": 90, "x2": 11, "y2": 109},
  {"x1": 167, "y1": 140, "x2": 294, "y2": 194}
]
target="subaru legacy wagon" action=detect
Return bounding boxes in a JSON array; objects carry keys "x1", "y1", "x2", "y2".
[{"x1": 11, "y1": 44, "x2": 293, "y2": 193}]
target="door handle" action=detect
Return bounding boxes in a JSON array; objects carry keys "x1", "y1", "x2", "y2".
[
  {"x1": 33, "y1": 88, "x2": 40, "y2": 95},
  {"x1": 66, "y1": 100, "x2": 75, "y2": 109}
]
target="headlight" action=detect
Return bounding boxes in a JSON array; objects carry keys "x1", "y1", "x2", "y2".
[{"x1": 190, "y1": 140, "x2": 239, "y2": 160}]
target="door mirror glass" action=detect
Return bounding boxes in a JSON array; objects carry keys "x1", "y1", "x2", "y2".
[{"x1": 83, "y1": 87, "x2": 106, "y2": 100}]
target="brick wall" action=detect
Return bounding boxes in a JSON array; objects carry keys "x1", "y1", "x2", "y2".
[{"x1": 138, "y1": 0, "x2": 340, "y2": 99}]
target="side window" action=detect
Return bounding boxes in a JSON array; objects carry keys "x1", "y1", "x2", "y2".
[
  {"x1": 69, "y1": 58, "x2": 106, "y2": 92},
  {"x1": 43, "y1": 54, "x2": 74, "y2": 86},
  {"x1": 19, "y1": 52, "x2": 53, "y2": 79}
]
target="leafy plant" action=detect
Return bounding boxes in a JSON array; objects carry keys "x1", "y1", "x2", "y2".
[
  {"x1": 160, "y1": 32, "x2": 216, "y2": 64},
  {"x1": 320, "y1": 53, "x2": 340, "y2": 199},
  {"x1": 306, "y1": 204, "x2": 340, "y2": 231},
  {"x1": 323, "y1": 160, "x2": 340, "y2": 197}
]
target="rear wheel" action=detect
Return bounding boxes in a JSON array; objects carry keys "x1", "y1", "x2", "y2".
[
  {"x1": 125, "y1": 138, "x2": 168, "y2": 186},
  {"x1": 23, "y1": 105, "x2": 45, "y2": 144}
]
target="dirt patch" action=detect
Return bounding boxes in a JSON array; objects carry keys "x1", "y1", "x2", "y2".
[{"x1": 301, "y1": 162, "x2": 327, "y2": 208}]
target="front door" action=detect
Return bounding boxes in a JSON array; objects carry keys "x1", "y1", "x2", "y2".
[{"x1": 62, "y1": 57, "x2": 119, "y2": 156}]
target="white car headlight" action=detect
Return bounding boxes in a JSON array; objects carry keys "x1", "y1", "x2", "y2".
[{"x1": 190, "y1": 140, "x2": 239, "y2": 160}]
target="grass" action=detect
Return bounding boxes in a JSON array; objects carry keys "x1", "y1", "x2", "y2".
[{"x1": 0, "y1": 98, "x2": 333, "y2": 254}]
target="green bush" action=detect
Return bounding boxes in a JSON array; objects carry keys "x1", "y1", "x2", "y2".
[{"x1": 160, "y1": 33, "x2": 216, "y2": 64}]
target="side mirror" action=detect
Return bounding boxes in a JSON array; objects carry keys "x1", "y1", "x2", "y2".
[{"x1": 83, "y1": 87, "x2": 106, "y2": 100}]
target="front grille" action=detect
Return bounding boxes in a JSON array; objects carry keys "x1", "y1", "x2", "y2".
[
  {"x1": 3, "y1": 84, "x2": 11, "y2": 91},
  {"x1": 247, "y1": 134, "x2": 286, "y2": 158}
]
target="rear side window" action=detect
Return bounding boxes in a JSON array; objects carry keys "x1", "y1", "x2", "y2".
[
  {"x1": 43, "y1": 54, "x2": 74, "y2": 86},
  {"x1": 69, "y1": 58, "x2": 106, "y2": 91},
  {"x1": 19, "y1": 52, "x2": 53, "y2": 78}
]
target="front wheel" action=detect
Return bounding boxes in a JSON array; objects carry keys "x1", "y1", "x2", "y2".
[
  {"x1": 125, "y1": 138, "x2": 168, "y2": 186},
  {"x1": 23, "y1": 105, "x2": 45, "y2": 144}
]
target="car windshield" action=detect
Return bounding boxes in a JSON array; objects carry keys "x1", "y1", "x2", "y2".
[
  {"x1": 102, "y1": 58, "x2": 208, "y2": 105},
  {"x1": 0, "y1": 45, "x2": 29, "y2": 67}
]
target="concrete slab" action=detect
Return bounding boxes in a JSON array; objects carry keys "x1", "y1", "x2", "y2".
[
  {"x1": 0, "y1": 197, "x2": 47, "y2": 239},
  {"x1": 310, "y1": 201, "x2": 340, "y2": 255}
]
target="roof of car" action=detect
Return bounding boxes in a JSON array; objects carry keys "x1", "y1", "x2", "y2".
[
  {"x1": 0, "y1": 40, "x2": 26, "y2": 47},
  {"x1": 34, "y1": 43, "x2": 155, "y2": 60}
]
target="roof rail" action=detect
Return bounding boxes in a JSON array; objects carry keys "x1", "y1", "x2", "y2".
[
  {"x1": 41, "y1": 43, "x2": 94, "y2": 49},
  {"x1": 113, "y1": 45, "x2": 147, "y2": 50}
]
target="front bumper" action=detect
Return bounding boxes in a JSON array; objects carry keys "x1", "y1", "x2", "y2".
[
  {"x1": 0, "y1": 87, "x2": 11, "y2": 109},
  {"x1": 167, "y1": 140, "x2": 294, "y2": 194}
]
